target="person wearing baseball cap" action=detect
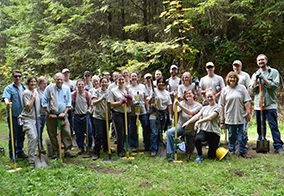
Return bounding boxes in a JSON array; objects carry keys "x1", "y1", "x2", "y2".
[
  {"x1": 232, "y1": 60, "x2": 250, "y2": 91},
  {"x1": 83, "y1": 71, "x2": 93, "y2": 91},
  {"x1": 199, "y1": 62, "x2": 225, "y2": 105}
]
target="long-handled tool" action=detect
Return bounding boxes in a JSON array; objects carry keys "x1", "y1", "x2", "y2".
[
  {"x1": 135, "y1": 92, "x2": 141, "y2": 154},
  {"x1": 256, "y1": 78, "x2": 270, "y2": 153},
  {"x1": 57, "y1": 119, "x2": 62, "y2": 160},
  {"x1": 173, "y1": 94, "x2": 182, "y2": 163},
  {"x1": 82, "y1": 114, "x2": 91, "y2": 158},
  {"x1": 123, "y1": 102, "x2": 134, "y2": 160},
  {"x1": 7, "y1": 103, "x2": 22, "y2": 172},
  {"x1": 34, "y1": 104, "x2": 49, "y2": 167},
  {"x1": 103, "y1": 100, "x2": 118, "y2": 162}
]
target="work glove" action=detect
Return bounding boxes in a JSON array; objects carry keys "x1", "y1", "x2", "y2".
[
  {"x1": 120, "y1": 98, "x2": 127, "y2": 105},
  {"x1": 194, "y1": 78, "x2": 199, "y2": 87},
  {"x1": 256, "y1": 71, "x2": 264, "y2": 80},
  {"x1": 125, "y1": 94, "x2": 133, "y2": 100},
  {"x1": 215, "y1": 85, "x2": 221, "y2": 92}
]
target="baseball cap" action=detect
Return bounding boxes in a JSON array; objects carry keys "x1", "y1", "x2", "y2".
[
  {"x1": 144, "y1": 73, "x2": 152, "y2": 79},
  {"x1": 62, "y1": 68, "x2": 70, "y2": 73},
  {"x1": 84, "y1": 71, "x2": 91, "y2": 76},
  {"x1": 206, "y1": 62, "x2": 214, "y2": 67},
  {"x1": 170, "y1": 65, "x2": 178, "y2": 70},
  {"x1": 232, "y1": 60, "x2": 242, "y2": 66}
]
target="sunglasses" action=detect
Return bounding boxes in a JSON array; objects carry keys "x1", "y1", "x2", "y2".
[
  {"x1": 85, "y1": 75, "x2": 91, "y2": 77},
  {"x1": 13, "y1": 75, "x2": 22, "y2": 78},
  {"x1": 206, "y1": 66, "x2": 214, "y2": 69}
]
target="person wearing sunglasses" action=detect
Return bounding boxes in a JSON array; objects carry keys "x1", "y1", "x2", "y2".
[
  {"x1": 83, "y1": 71, "x2": 93, "y2": 91},
  {"x1": 199, "y1": 62, "x2": 225, "y2": 105},
  {"x1": 2, "y1": 70, "x2": 28, "y2": 161}
]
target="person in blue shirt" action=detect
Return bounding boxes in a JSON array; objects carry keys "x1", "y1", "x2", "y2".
[
  {"x1": 42, "y1": 72, "x2": 76, "y2": 159},
  {"x1": 2, "y1": 70, "x2": 27, "y2": 161}
]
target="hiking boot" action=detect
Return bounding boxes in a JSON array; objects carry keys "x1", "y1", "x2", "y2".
[
  {"x1": 194, "y1": 155, "x2": 203, "y2": 163},
  {"x1": 239, "y1": 152, "x2": 252, "y2": 158},
  {"x1": 77, "y1": 148, "x2": 84, "y2": 155},
  {"x1": 64, "y1": 150, "x2": 77, "y2": 158},
  {"x1": 17, "y1": 153, "x2": 28, "y2": 159}
]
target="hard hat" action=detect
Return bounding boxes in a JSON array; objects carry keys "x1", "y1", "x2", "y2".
[{"x1": 216, "y1": 147, "x2": 229, "y2": 160}]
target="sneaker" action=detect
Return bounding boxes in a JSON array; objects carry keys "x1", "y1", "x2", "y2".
[
  {"x1": 239, "y1": 152, "x2": 252, "y2": 158},
  {"x1": 228, "y1": 151, "x2": 235, "y2": 156},
  {"x1": 92, "y1": 154, "x2": 99, "y2": 161},
  {"x1": 274, "y1": 148, "x2": 284, "y2": 154},
  {"x1": 151, "y1": 152, "x2": 157, "y2": 157},
  {"x1": 118, "y1": 152, "x2": 125, "y2": 157},
  {"x1": 194, "y1": 155, "x2": 203, "y2": 163},
  {"x1": 131, "y1": 148, "x2": 137, "y2": 153},
  {"x1": 168, "y1": 154, "x2": 174, "y2": 162}
]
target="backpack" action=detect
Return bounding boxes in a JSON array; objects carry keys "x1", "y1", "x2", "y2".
[{"x1": 72, "y1": 90, "x2": 90, "y2": 109}]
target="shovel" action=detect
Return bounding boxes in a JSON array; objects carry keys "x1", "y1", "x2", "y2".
[
  {"x1": 173, "y1": 94, "x2": 182, "y2": 163},
  {"x1": 256, "y1": 78, "x2": 270, "y2": 153},
  {"x1": 7, "y1": 102, "x2": 22, "y2": 172},
  {"x1": 103, "y1": 100, "x2": 118, "y2": 162},
  {"x1": 122, "y1": 101, "x2": 134, "y2": 160},
  {"x1": 34, "y1": 103, "x2": 48, "y2": 167}
]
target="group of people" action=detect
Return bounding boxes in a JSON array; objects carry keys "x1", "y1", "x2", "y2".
[{"x1": 2, "y1": 53, "x2": 283, "y2": 166}]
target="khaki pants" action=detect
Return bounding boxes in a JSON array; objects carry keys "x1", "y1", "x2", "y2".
[
  {"x1": 46, "y1": 117, "x2": 72, "y2": 155},
  {"x1": 23, "y1": 118, "x2": 37, "y2": 163}
]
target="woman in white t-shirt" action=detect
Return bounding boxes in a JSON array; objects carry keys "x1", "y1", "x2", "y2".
[
  {"x1": 177, "y1": 72, "x2": 195, "y2": 101},
  {"x1": 129, "y1": 72, "x2": 150, "y2": 152},
  {"x1": 92, "y1": 77, "x2": 110, "y2": 160},
  {"x1": 219, "y1": 71, "x2": 251, "y2": 158},
  {"x1": 108, "y1": 74, "x2": 133, "y2": 157},
  {"x1": 183, "y1": 89, "x2": 222, "y2": 163},
  {"x1": 148, "y1": 77, "x2": 172, "y2": 157},
  {"x1": 166, "y1": 89, "x2": 202, "y2": 162},
  {"x1": 21, "y1": 76, "x2": 41, "y2": 166}
]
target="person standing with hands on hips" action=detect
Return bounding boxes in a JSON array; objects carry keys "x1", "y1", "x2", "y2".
[{"x1": 249, "y1": 54, "x2": 284, "y2": 154}]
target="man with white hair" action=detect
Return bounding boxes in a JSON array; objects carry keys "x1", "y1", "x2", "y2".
[{"x1": 42, "y1": 72, "x2": 76, "y2": 159}]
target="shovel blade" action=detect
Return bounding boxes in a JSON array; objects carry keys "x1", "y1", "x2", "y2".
[
  {"x1": 256, "y1": 140, "x2": 270, "y2": 153},
  {"x1": 34, "y1": 154, "x2": 49, "y2": 168}
]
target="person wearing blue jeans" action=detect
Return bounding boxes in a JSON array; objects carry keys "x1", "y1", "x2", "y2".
[
  {"x1": 2, "y1": 70, "x2": 27, "y2": 161},
  {"x1": 72, "y1": 79, "x2": 93, "y2": 155},
  {"x1": 167, "y1": 89, "x2": 202, "y2": 162},
  {"x1": 73, "y1": 114, "x2": 93, "y2": 153},
  {"x1": 129, "y1": 114, "x2": 150, "y2": 151},
  {"x1": 250, "y1": 54, "x2": 284, "y2": 154},
  {"x1": 219, "y1": 71, "x2": 252, "y2": 158}
]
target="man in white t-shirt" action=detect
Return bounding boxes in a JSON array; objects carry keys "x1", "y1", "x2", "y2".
[
  {"x1": 62, "y1": 68, "x2": 76, "y2": 92},
  {"x1": 232, "y1": 60, "x2": 251, "y2": 92},
  {"x1": 166, "y1": 65, "x2": 181, "y2": 94},
  {"x1": 199, "y1": 62, "x2": 225, "y2": 104}
]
